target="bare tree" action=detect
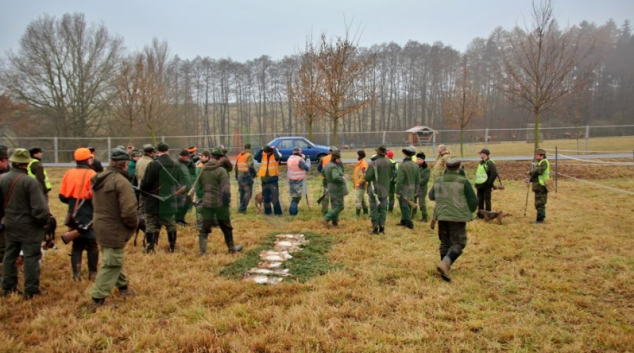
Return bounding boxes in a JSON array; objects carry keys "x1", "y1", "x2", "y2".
[
  {"x1": 498, "y1": 0, "x2": 596, "y2": 152},
  {"x1": 313, "y1": 27, "x2": 375, "y2": 146},
  {"x1": 441, "y1": 55, "x2": 484, "y2": 157},
  {"x1": 112, "y1": 54, "x2": 144, "y2": 139},
  {"x1": 3, "y1": 13, "x2": 122, "y2": 139},
  {"x1": 289, "y1": 39, "x2": 322, "y2": 140}
]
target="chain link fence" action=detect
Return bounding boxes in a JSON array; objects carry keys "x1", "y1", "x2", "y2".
[{"x1": 2, "y1": 124, "x2": 633, "y2": 163}]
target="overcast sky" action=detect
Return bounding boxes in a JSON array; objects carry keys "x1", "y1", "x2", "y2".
[{"x1": 1, "y1": 0, "x2": 632, "y2": 62}]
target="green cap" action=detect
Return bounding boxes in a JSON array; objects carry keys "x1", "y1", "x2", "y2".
[
  {"x1": 9, "y1": 148, "x2": 32, "y2": 164},
  {"x1": 110, "y1": 148, "x2": 130, "y2": 161},
  {"x1": 402, "y1": 146, "x2": 416, "y2": 156},
  {"x1": 211, "y1": 147, "x2": 225, "y2": 156}
]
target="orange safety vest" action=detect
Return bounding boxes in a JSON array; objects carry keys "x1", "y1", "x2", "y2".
[
  {"x1": 236, "y1": 152, "x2": 252, "y2": 173},
  {"x1": 320, "y1": 154, "x2": 332, "y2": 179},
  {"x1": 286, "y1": 155, "x2": 306, "y2": 180},
  {"x1": 59, "y1": 168, "x2": 96, "y2": 199},
  {"x1": 258, "y1": 153, "x2": 279, "y2": 177}
]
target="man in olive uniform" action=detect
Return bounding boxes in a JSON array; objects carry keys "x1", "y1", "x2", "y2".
[
  {"x1": 429, "y1": 158, "x2": 478, "y2": 282},
  {"x1": 140, "y1": 142, "x2": 186, "y2": 253},
  {"x1": 474, "y1": 148, "x2": 498, "y2": 219},
  {"x1": 386, "y1": 150, "x2": 398, "y2": 212},
  {"x1": 394, "y1": 146, "x2": 419, "y2": 229},
  {"x1": 415, "y1": 152, "x2": 430, "y2": 222},
  {"x1": 322, "y1": 149, "x2": 345, "y2": 228},
  {"x1": 89, "y1": 148, "x2": 138, "y2": 311},
  {"x1": 135, "y1": 144, "x2": 155, "y2": 215},
  {"x1": 529, "y1": 148, "x2": 550, "y2": 224},
  {"x1": 431, "y1": 144, "x2": 451, "y2": 181},
  {"x1": 195, "y1": 147, "x2": 243, "y2": 255},
  {"x1": 317, "y1": 147, "x2": 333, "y2": 215},
  {"x1": 364, "y1": 145, "x2": 392, "y2": 235},
  {"x1": 1, "y1": 149, "x2": 50, "y2": 298}
]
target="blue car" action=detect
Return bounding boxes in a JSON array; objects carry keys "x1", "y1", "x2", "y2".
[{"x1": 255, "y1": 136, "x2": 330, "y2": 163}]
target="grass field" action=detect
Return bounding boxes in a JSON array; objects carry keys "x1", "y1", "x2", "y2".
[
  {"x1": 1, "y1": 163, "x2": 633, "y2": 352},
  {"x1": 339, "y1": 135, "x2": 634, "y2": 160}
]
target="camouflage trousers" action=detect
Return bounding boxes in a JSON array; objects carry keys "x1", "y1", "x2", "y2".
[{"x1": 534, "y1": 190, "x2": 548, "y2": 221}]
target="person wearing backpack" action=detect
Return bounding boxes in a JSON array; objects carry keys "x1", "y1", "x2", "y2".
[{"x1": 474, "y1": 148, "x2": 498, "y2": 219}]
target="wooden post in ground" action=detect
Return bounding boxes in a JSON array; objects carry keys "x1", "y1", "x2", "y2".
[{"x1": 555, "y1": 146, "x2": 558, "y2": 193}]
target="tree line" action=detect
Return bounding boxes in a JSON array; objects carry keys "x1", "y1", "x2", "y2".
[{"x1": 1, "y1": 4, "x2": 632, "y2": 152}]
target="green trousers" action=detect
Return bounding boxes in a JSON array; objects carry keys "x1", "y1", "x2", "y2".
[
  {"x1": 2, "y1": 240, "x2": 41, "y2": 296},
  {"x1": 89, "y1": 248, "x2": 128, "y2": 300}
]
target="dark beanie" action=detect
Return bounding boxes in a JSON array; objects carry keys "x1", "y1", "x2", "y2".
[
  {"x1": 357, "y1": 150, "x2": 366, "y2": 159},
  {"x1": 416, "y1": 152, "x2": 426, "y2": 159}
]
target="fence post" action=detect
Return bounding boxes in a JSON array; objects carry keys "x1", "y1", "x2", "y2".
[
  {"x1": 382, "y1": 131, "x2": 386, "y2": 145},
  {"x1": 485, "y1": 128, "x2": 489, "y2": 149},
  {"x1": 161, "y1": 136, "x2": 165, "y2": 142},
  {"x1": 555, "y1": 146, "x2": 558, "y2": 193},
  {"x1": 107, "y1": 137, "x2": 112, "y2": 155},
  {"x1": 53, "y1": 136, "x2": 59, "y2": 164},
  {"x1": 585, "y1": 125, "x2": 590, "y2": 153}
]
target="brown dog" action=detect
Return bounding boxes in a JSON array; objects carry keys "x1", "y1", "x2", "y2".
[
  {"x1": 481, "y1": 210, "x2": 510, "y2": 225},
  {"x1": 254, "y1": 192, "x2": 264, "y2": 214}
]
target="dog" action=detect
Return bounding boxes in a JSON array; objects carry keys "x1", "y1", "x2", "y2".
[
  {"x1": 254, "y1": 192, "x2": 264, "y2": 214},
  {"x1": 44, "y1": 214, "x2": 57, "y2": 250},
  {"x1": 480, "y1": 210, "x2": 511, "y2": 225}
]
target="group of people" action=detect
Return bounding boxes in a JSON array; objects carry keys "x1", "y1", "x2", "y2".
[{"x1": 0, "y1": 140, "x2": 551, "y2": 303}]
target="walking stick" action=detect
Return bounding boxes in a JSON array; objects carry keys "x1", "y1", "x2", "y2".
[{"x1": 303, "y1": 179, "x2": 311, "y2": 210}]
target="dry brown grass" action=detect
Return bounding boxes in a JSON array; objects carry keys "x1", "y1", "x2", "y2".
[{"x1": 1, "y1": 165, "x2": 633, "y2": 352}]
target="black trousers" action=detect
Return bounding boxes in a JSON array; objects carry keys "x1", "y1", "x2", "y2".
[{"x1": 477, "y1": 187, "x2": 492, "y2": 215}]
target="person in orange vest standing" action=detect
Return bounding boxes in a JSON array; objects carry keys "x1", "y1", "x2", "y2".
[
  {"x1": 317, "y1": 147, "x2": 333, "y2": 215},
  {"x1": 235, "y1": 143, "x2": 255, "y2": 213},
  {"x1": 353, "y1": 150, "x2": 369, "y2": 218},
  {"x1": 286, "y1": 147, "x2": 311, "y2": 216},
  {"x1": 59, "y1": 147, "x2": 99, "y2": 281},
  {"x1": 255, "y1": 145, "x2": 282, "y2": 215}
]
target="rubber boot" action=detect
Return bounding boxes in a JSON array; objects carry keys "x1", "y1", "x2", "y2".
[
  {"x1": 87, "y1": 250, "x2": 99, "y2": 281},
  {"x1": 198, "y1": 234, "x2": 208, "y2": 256},
  {"x1": 363, "y1": 207, "x2": 368, "y2": 215},
  {"x1": 369, "y1": 221, "x2": 379, "y2": 234},
  {"x1": 355, "y1": 209, "x2": 361, "y2": 218},
  {"x1": 144, "y1": 232, "x2": 156, "y2": 253},
  {"x1": 71, "y1": 251, "x2": 82, "y2": 281},
  {"x1": 379, "y1": 222, "x2": 385, "y2": 235},
  {"x1": 167, "y1": 231, "x2": 177, "y2": 253},
  {"x1": 223, "y1": 231, "x2": 243, "y2": 253},
  {"x1": 437, "y1": 259, "x2": 451, "y2": 282}
]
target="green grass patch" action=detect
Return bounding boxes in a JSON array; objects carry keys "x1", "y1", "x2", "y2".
[{"x1": 220, "y1": 231, "x2": 341, "y2": 282}]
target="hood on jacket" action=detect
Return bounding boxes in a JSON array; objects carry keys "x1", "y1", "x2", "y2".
[
  {"x1": 203, "y1": 158, "x2": 222, "y2": 171},
  {"x1": 92, "y1": 168, "x2": 130, "y2": 190}
]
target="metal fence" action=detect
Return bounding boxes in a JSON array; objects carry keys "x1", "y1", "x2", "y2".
[{"x1": 2, "y1": 124, "x2": 633, "y2": 163}]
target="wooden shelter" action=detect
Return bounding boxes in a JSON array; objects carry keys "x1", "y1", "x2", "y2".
[{"x1": 405, "y1": 126, "x2": 438, "y2": 147}]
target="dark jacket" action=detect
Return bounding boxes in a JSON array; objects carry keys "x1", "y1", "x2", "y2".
[
  {"x1": 324, "y1": 161, "x2": 345, "y2": 198},
  {"x1": 395, "y1": 157, "x2": 420, "y2": 200},
  {"x1": 0, "y1": 168, "x2": 50, "y2": 243},
  {"x1": 140, "y1": 154, "x2": 185, "y2": 216},
  {"x1": 364, "y1": 155, "x2": 392, "y2": 198},
  {"x1": 418, "y1": 162, "x2": 430, "y2": 196},
  {"x1": 178, "y1": 158, "x2": 195, "y2": 189},
  {"x1": 91, "y1": 167, "x2": 138, "y2": 249},
  {"x1": 58, "y1": 163, "x2": 96, "y2": 239},
  {"x1": 196, "y1": 159, "x2": 231, "y2": 208},
  {"x1": 127, "y1": 159, "x2": 138, "y2": 187}
]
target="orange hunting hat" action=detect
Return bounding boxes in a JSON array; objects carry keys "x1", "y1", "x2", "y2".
[
  {"x1": 187, "y1": 146, "x2": 197, "y2": 153},
  {"x1": 74, "y1": 147, "x2": 94, "y2": 161}
]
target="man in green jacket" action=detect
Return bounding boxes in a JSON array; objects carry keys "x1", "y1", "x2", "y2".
[
  {"x1": 322, "y1": 149, "x2": 345, "y2": 228},
  {"x1": 429, "y1": 158, "x2": 478, "y2": 282},
  {"x1": 394, "y1": 146, "x2": 419, "y2": 229},
  {"x1": 1, "y1": 149, "x2": 50, "y2": 298},
  {"x1": 196, "y1": 147, "x2": 243, "y2": 255},
  {"x1": 89, "y1": 148, "x2": 139, "y2": 311},
  {"x1": 415, "y1": 152, "x2": 430, "y2": 222},
  {"x1": 529, "y1": 148, "x2": 550, "y2": 224},
  {"x1": 364, "y1": 145, "x2": 392, "y2": 234}
]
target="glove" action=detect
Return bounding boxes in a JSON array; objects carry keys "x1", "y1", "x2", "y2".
[{"x1": 222, "y1": 194, "x2": 231, "y2": 207}]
